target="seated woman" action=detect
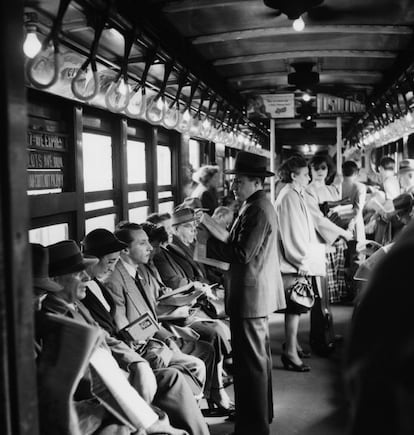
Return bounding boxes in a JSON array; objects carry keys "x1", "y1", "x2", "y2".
[{"x1": 144, "y1": 222, "x2": 234, "y2": 415}]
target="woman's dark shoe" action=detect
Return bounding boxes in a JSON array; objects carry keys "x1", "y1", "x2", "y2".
[
  {"x1": 282, "y1": 342, "x2": 311, "y2": 359},
  {"x1": 203, "y1": 388, "x2": 235, "y2": 417},
  {"x1": 281, "y1": 354, "x2": 311, "y2": 372}
]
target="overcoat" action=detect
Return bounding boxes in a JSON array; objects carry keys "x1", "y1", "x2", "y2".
[{"x1": 207, "y1": 189, "x2": 285, "y2": 318}]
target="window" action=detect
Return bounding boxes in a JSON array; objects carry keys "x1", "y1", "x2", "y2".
[
  {"x1": 29, "y1": 223, "x2": 69, "y2": 245},
  {"x1": 127, "y1": 140, "x2": 146, "y2": 184},
  {"x1": 129, "y1": 207, "x2": 148, "y2": 223},
  {"x1": 157, "y1": 145, "x2": 172, "y2": 186},
  {"x1": 85, "y1": 214, "x2": 116, "y2": 233},
  {"x1": 158, "y1": 202, "x2": 174, "y2": 214},
  {"x1": 85, "y1": 200, "x2": 114, "y2": 212},
  {"x1": 82, "y1": 133, "x2": 113, "y2": 192},
  {"x1": 189, "y1": 139, "x2": 201, "y2": 171}
]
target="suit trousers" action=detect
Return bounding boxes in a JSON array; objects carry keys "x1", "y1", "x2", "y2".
[
  {"x1": 230, "y1": 316, "x2": 273, "y2": 435},
  {"x1": 153, "y1": 367, "x2": 210, "y2": 435}
]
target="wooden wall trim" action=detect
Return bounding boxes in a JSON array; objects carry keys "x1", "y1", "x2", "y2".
[{"x1": 0, "y1": 0, "x2": 39, "y2": 433}]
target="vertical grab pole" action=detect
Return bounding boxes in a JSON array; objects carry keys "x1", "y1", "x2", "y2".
[
  {"x1": 270, "y1": 118, "x2": 276, "y2": 205},
  {"x1": 336, "y1": 116, "x2": 343, "y2": 196}
]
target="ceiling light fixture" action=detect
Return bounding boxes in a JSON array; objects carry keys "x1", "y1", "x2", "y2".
[
  {"x1": 23, "y1": 12, "x2": 42, "y2": 58},
  {"x1": 292, "y1": 16, "x2": 305, "y2": 32}
]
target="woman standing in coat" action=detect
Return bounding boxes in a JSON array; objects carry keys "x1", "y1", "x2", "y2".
[{"x1": 276, "y1": 155, "x2": 324, "y2": 372}]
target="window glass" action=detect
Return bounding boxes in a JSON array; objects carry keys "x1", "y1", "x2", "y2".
[
  {"x1": 28, "y1": 188, "x2": 62, "y2": 196},
  {"x1": 158, "y1": 191, "x2": 172, "y2": 199},
  {"x1": 157, "y1": 145, "x2": 172, "y2": 186},
  {"x1": 127, "y1": 140, "x2": 146, "y2": 184},
  {"x1": 129, "y1": 207, "x2": 148, "y2": 223},
  {"x1": 85, "y1": 200, "x2": 114, "y2": 212},
  {"x1": 29, "y1": 223, "x2": 69, "y2": 245},
  {"x1": 85, "y1": 214, "x2": 116, "y2": 233},
  {"x1": 82, "y1": 133, "x2": 113, "y2": 192},
  {"x1": 189, "y1": 139, "x2": 201, "y2": 171},
  {"x1": 158, "y1": 202, "x2": 174, "y2": 214},
  {"x1": 128, "y1": 191, "x2": 147, "y2": 203}
]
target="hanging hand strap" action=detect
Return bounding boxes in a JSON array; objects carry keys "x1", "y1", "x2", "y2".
[{"x1": 27, "y1": 0, "x2": 71, "y2": 88}]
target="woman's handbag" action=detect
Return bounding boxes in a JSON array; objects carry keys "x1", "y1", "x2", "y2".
[{"x1": 289, "y1": 277, "x2": 315, "y2": 309}]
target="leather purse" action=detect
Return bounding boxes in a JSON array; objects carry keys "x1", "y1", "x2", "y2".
[{"x1": 289, "y1": 277, "x2": 315, "y2": 309}]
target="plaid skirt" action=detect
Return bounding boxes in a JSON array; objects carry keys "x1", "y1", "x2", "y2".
[{"x1": 326, "y1": 238, "x2": 347, "y2": 303}]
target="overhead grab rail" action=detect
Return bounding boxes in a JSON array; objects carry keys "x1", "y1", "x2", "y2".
[
  {"x1": 105, "y1": 26, "x2": 140, "y2": 112},
  {"x1": 162, "y1": 68, "x2": 188, "y2": 129},
  {"x1": 27, "y1": 0, "x2": 71, "y2": 89},
  {"x1": 125, "y1": 48, "x2": 157, "y2": 118},
  {"x1": 71, "y1": 2, "x2": 113, "y2": 101}
]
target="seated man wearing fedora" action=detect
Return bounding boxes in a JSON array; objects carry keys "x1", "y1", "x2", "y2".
[
  {"x1": 41, "y1": 240, "x2": 196, "y2": 435},
  {"x1": 205, "y1": 151, "x2": 286, "y2": 435}
]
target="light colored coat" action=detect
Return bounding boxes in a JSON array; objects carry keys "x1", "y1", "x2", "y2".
[
  {"x1": 305, "y1": 182, "x2": 350, "y2": 245},
  {"x1": 275, "y1": 184, "x2": 324, "y2": 296},
  {"x1": 342, "y1": 180, "x2": 367, "y2": 243}
]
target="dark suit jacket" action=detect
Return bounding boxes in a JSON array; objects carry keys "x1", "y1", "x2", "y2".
[
  {"x1": 207, "y1": 189, "x2": 285, "y2": 318},
  {"x1": 166, "y1": 236, "x2": 208, "y2": 284},
  {"x1": 153, "y1": 246, "x2": 192, "y2": 289}
]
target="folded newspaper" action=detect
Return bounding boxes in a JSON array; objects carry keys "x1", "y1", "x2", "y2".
[
  {"x1": 199, "y1": 213, "x2": 230, "y2": 243},
  {"x1": 157, "y1": 283, "x2": 204, "y2": 306}
]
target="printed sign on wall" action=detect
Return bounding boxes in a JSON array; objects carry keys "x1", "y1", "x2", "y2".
[{"x1": 247, "y1": 93, "x2": 295, "y2": 119}]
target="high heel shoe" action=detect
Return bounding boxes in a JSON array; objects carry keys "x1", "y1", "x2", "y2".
[
  {"x1": 281, "y1": 354, "x2": 310, "y2": 372},
  {"x1": 203, "y1": 388, "x2": 235, "y2": 417},
  {"x1": 282, "y1": 342, "x2": 311, "y2": 359}
]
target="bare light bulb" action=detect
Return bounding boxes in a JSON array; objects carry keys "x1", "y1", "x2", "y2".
[
  {"x1": 293, "y1": 16, "x2": 305, "y2": 32},
  {"x1": 303, "y1": 93, "x2": 311, "y2": 102},
  {"x1": 23, "y1": 28, "x2": 41, "y2": 58}
]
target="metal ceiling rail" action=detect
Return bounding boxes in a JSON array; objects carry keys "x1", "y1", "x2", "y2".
[
  {"x1": 161, "y1": 0, "x2": 249, "y2": 14},
  {"x1": 227, "y1": 70, "x2": 384, "y2": 83},
  {"x1": 192, "y1": 25, "x2": 413, "y2": 45},
  {"x1": 214, "y1": 50, "x2": 397, "y2": 66}
]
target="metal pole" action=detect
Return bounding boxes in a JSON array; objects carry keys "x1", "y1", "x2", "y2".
[
  {"x1": 270, "y1": 118, "x2": 276, "y2": 204},
  {"x1": 336, "y1": 116, "x2": 343, "y2": 174}
]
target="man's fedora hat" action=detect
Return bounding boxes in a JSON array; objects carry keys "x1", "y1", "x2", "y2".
[
  {"x1": 398, "y1": 159, "x2": 414, "y2": 174},
  {"x1": 48, "y1": 240, "x2": 98, "y2": 277},
  {"x1": 172, "y1": 207, "x2": 198, "y2": 226},
  {"x1": 224, "y1": 151, "x2": 275, "y2": 177},
  {"x1": 31, "y1": 243, "x2": 63, "y2": 292},
  {"x1": 82, "y1": 228, "x2": 127, "y2": 258}
]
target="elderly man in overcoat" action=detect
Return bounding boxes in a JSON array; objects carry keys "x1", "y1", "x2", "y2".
[{"x1": 206, "y1": 151, "x2": 286, "y2": 435}]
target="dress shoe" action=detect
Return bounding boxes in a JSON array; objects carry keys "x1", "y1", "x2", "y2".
[
  {"x1": 281, "y1": 354, "x2": 310, "y2": 372},
  {"x1": 282, "y1": 342, "x2": 311, "y2": 359}
]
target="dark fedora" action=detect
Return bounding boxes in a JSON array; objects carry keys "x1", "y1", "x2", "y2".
[
  {"x1": 224, "y1": 151, "x2": 274, "y2": 177},
  {"x1": 82, "y1": 228, "x2": 127, "y2": 258},
  {"x1": 48, "y1": 240, "x2": 98, "y2": 277},
  {"x1": 172, "y1": 207, "x2": 197, "y2": 226},
  {"x1": 31, "y1": 243, "x2": 63, "y2": 292}
]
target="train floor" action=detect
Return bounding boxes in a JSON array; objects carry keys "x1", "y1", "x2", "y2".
[{"x1": 203, "y1": 305, "x2": 354, "y2": 435}]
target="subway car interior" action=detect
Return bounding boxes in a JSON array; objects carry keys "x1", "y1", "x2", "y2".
[{"x1": 2, "y1": 0, "x2": 414, "y2": 434}]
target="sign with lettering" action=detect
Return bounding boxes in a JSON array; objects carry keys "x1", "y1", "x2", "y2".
[
  {"x1": 28, "y1": 151, "x2": 64, "y2": 169},
  {"x1": 247, "y1": 93, "x2": 295, "y2": 119},
  {"x1": 317, "y1": 94, "x2": 365, "y2": 114},
  {"x1": 27, "y1": 130, "x2": 66, "y2": 150},
  {"x1": 28, "y1": 171, "x2": 64, "y2": 189}
]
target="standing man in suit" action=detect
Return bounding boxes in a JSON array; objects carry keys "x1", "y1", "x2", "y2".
[{"x1": 206, "y1": 151, "x2": 286, "y2": 435}]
